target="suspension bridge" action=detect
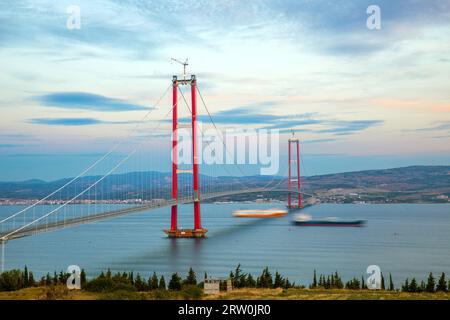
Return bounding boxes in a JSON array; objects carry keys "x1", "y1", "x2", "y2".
[{"x1": 0, "y1": 72, "x2": 310, "y2": 242}]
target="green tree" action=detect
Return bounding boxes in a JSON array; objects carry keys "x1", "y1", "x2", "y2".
[
  {"x1": 246, "y1": 273, "x2": 256, "y2": 287},
  {"x1": 388, "y1": 273, "x2": 395, "y2": 291},
  {"x1": 149, "y1": 272, "x2": 159, "y2": 290},
  {"x1": 80, "y1": 269, "x2": 87, "y2": 287},
  {"x1": 273, "y1": 272, "x2": 284, "y2": 288},
  {"x1": 325, "y1": 276, "x2": 330, "y2": 289},
  {"x1": 185, "y1": 268, "x2": 197, "y2": 286},
  {"x1": 345, "y1": 278, "x2": 360, "y2": 290},
  {"x1": 45, "y1": 273, "x2": 52, "y2": 286},
  {"x1": 381, "y1": 272, "x2": 385, "y2": 290},
  {"x1": 0, "y1": 270, "x2": 24, "y2": 291},
  {"x1": 257, "y1": 267, "x2": 272, "y2": 288},
  {"x1": 231, "y1": 264, "x2": 247, "y2": 288},
  {"x1": 159, "y1": 275, "x2": 166, "y2": 290},
  {"x1": 28, "y1": 271, "x2": 36, "y2": 287},
  {"x1": 53, "y1": 271, "x2": 58, "y2": 285},
  {"x1": 168, "y1": 273, "x2": 181, "y2": 290},
  {"x1": 23, "y1": 266, "x2": 29, "y2": 287},
  {"x1": 58, "y1": 271, "x2": 66, "y2": 284},
  {"x1": 437, "y1": 273, "x2": 447, "y2": 292},
  {"x1": 318, "y1": 275, "x2": 323, "y2": 287},
  {"x1": 134, "y1": 274, "x2": 146, "y2": 291},
  {"x1": 312, "y1": 270, "x2": 317, "y2": 288},
  {"x1": 409, "y1": 278, "x2": 418, "y2": 292},
  {"x1": 426, "y1": 272, "x2": 435, "y2": 292},
  {"x1": 333, "y1": 272, "x2": 343, "y2": 289},
  {"x1": 284, "y1": 278, "x2": 293, "y2": 289},
  {"x1": 361, "y1": 276, "x2": 367, "y2": 289},
  {"x1": 402, "y1": 279, "x2": 409, "y2": 292},
  {"x1": 129, "y1": 272, "x2": 134, "y2": 284},
  {"x1": 419, "y1": 280, "x2": 426, "y2": 292}
]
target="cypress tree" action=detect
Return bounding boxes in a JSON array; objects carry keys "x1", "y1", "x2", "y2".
[
  {"x1": 232, "y1": 264, "x2": 247, "y2": 288},
  {"x1": 106, "y1": 269, "x2": 112, "y2": 278},
  {"x1": 23, "y1": 266, "x2": 29, "y2": 287},
  {"x1": 58, "y1": 271, "x2": 65, "y2": 284},
  {"x1": 229, "y1": 271, "x2": 234, "y2": 285},
  {"x1": 388, "y1": 273, "x2": 394, "y2": 291},
  {"x1": 159, "y1": 275, "x2": 166, "y2": 290},
  {"x1": 426, "y1": 272, "x2": 435, "y2": 292},
  {"x1": 45, "y1": 273, "x2": 52, "y2": 286},
  {"x1": 245, "y1": 273, "x2": 255, "y2": 287},
  {"x1": 80, "y1": 269, "x2": 86, "y2": 287},
  {"x1": 258, "y1": 267, "x2": 272, "y2": 288},
  {"x1": 312, "y1": 270, "x2": 317, "y2": 288},
  {"x1": 409, "y1": 278, "x2": 418, "y2": 292},
  {"x1": 333, "y1": 271, "x2": 342, "y2": 289},
  {"x1": 168, "y1": 273, "x2": 181, "y2": 290},
  {"x1": 149, "y1": 272, "x2": 159, "y2": 290},
  {"x1": 402, "y1": 279, "x2": 409, "y2": 292},
  {"x1": 129, "y1": 272, "x2": 134, "y2": 284},
  {"x1": 361, "y1": 276, "x2": 366, "y2": 289},
  {"x1": 437, "y1": 273, "x2": 447, "y2": 292},
  {"x1": 419, "y1": 281, "x2": 426, "y2": 292},
  {"x1": 185, "y1": 267, "x2": 197, "y2": 286},
  {"x1": 134, "y1": 274, "x2": 144, "y2": 291},
  {"x1": 28, "y1": 271, "x2": 35, "y2": 287},
  {"x1": 274, "y1": 272, "x2": 283, "y2": 288},
  {"x1": 380, "y1": 272, "x2": 385, "y2": 290},
  {"x1": 284, "y1": 277, "x2": 292, "y2": 289},
  {"x1": 53, "y1": 271, "x2": 58, "y2": 285}
]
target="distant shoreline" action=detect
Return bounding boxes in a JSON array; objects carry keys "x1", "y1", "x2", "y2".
[{"x1": 1, "y1": 199, "x2": 449, "y2": 206}]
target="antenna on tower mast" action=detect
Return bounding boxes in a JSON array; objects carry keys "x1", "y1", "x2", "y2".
[{"x1": 171, "y1": 58, "x2": 189, "y2": 80}]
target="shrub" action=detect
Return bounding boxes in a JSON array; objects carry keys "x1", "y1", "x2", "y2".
[
  {"x1": 43, "y1": 285, "x2": 70, "y2": 300},
  {"x1": 182, "y1": 285, "x2": 202, "y2": 300},
  {"x1": 152, "y1": 289, "x2": 172, "y2": 300},
  {"x1": 0, "y1": 269, "x2": 24, "y2": 291},
  {"x1": 84, "y1": 277, "x2": 136, "y2": 293}
]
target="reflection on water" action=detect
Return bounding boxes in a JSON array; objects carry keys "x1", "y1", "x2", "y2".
[{"x1": 1, "y1": 203, "x2": 450, "y2": 287}]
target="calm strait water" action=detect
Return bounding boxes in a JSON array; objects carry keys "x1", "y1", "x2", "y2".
[{"x1": 1, "y1": 203, "x2": 449, "y2": 287}]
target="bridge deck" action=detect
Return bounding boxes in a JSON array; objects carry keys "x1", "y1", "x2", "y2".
[{"x1": 0, "y1": 188, "x2": 312, "y2": 241}]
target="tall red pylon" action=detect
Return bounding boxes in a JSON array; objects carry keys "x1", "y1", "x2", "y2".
[
  {"x1": 288, "y1": 135, "x2": 302, "y2": 209},
  {"x1": 165, "y1": 74, "x2": 208, "y2": 238}
]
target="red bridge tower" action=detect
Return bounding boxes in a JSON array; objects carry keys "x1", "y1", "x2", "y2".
[
  {"x1": 288, "y1": 135, "x2": 302, "y2": 209},
  {"x1": 164, "y1": 74, "x2": 208, "y2": 238}
]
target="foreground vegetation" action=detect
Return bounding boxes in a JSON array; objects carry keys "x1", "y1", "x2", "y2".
[{"x1": 0, "y1": 265, "x2": 449, "y2": 300}]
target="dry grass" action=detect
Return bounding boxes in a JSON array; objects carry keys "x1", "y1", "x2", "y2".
[
  {"x1": 205, "y1": 288, "x2": 450, "y2": 300},
  {"x1": 1, "y1": 286, "x2": 449, "y2": 300}
]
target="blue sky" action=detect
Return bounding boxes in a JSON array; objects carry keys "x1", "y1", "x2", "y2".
[{"x1": 0, "y1": 0, "x2": 449, "y2": 181}]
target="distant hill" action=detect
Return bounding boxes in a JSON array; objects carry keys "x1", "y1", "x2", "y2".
[
  {"x1": 302, "y1": 166, "x2": 450, "y2": 193},
  {"x1": 0, "y1": 166, "x2": 449, "y2": 201}
]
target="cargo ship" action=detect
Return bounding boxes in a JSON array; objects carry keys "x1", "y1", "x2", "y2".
[
  {"x1": 232, "y1": 209, "x2": 287, "y2": 218},
  {"x1": 292, "y1": 214, "x2": 366, "y2": 227}
]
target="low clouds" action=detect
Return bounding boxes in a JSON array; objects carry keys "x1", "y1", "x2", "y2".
[
  {"x1": 34, "y1": 92, "x2": 149, "y2": 112},
  {"x1": 317, "y1": 120, "x2": 384, "y2": 135},
  {"x1": 416, "y1": 121, "x2": 450, "y2": 132},
  {"x1": 29, "y1": 117, "x2": 134, "y2": 126},
  {"x1": 178, "y1": 103, "x2": 383, "y2": 136}
]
